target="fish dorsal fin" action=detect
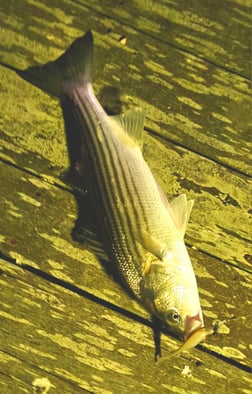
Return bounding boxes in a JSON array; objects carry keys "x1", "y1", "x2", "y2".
[
  {"x1": 169, "y1": 194, "x2": 194, "y2": 237},
  {"x1": 112, "y1": 107, "x2": 145, "y2": 148}
]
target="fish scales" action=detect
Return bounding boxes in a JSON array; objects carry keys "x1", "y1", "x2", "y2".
[{"x1": 66, "y1": 88, "x2": 144, "y2": 295}]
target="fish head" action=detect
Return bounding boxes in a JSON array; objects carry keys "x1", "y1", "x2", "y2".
[
  {"x1": 153, "y1": 286, "x2": 204, "y2": 340},
  {"x1": 156, "y1": 297, "x2": 203, "y2": 341},
  {"x1": 142, "y1": 242, "x2": 204, "y2": 340}
]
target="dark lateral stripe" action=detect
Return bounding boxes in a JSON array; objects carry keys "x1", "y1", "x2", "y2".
[
  {"x1": 92, "y1": 120, "x2": 144, "y2": 267},
  {"x1": 100, "y1": 131, "x2": 143, "y2": 263},
  {"x1": 106, "y1": 135, "x2": 146, "y2": 235},
  {"x1": 73, "y1": 93, "x2": 118, "y2": 229},
  {"x1": 80, "y1": 105, "x2": 142, "y2": 277},
  {"x1": 70, "y1": 88, "x2": 143, "y2": 291},
  {"x1": 105, "y1": 133, "x2": 150, "y2": 235}
]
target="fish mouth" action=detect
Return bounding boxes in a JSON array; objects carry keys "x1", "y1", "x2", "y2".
[{"x1": 184, "y1": 313, "x2": 204, "y2": 341}]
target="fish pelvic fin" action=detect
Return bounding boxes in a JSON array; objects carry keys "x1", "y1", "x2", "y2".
[{"x1": 6, "y1": 31, "x2": 94, "y2": 98}]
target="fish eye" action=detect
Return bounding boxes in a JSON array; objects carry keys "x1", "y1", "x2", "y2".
[{"x1": 165, "y1": 309, "x2": 180, "y2": 325}]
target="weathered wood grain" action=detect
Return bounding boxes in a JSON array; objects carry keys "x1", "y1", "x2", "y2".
[
  {"x1": 0, "y1": 0, "x2": 251, "y2": 392},
  {"x1": 0, "y1": 0, "x2": 251, "y2": 176},
  {"x1": 0, "y1": 106, "x2": 251, "y2": 272},
  {"x1": 0, "y1": 0, "x2": 251, "y2": 269},
  {"x1": 80, "y1": 0, "x2": 252, "y2": 79},
  {"x1": 0, "y1": 162, "x2": 251, "y2": 366},
  {"x1": 0, "y1": 256, "x2": 251, "y2": 394}
]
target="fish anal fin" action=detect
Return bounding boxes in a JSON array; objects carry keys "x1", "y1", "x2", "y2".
[{"x1": 73, "y1": 223, "x2": 108, "y2": 261}]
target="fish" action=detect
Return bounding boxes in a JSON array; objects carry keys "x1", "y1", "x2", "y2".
[{"x1": 5, "y1": 31, "x2": 204, "y2": 342}]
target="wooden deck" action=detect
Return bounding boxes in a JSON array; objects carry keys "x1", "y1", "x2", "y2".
[{"x1": 0, "y1": 0, "x2": 251, "y2": 393}]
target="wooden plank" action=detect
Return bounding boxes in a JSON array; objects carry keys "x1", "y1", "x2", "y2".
[
  {"x1": 0, "y1": 0, "x2": 251, "y2": 392},
  {"x1": 0, "y1": 257, "x2": 251, "y2": 394},
  {"x1": 0, "y1": 0, "x2": 251, "y2": 176},
  {"x1": 0, "y1": 111, "x2": 251, "y2": 271},
  {"x1": 80, "y1": 0, "x2": 252, "y2": 78},
  {"x1": 0, "y1": 351, "x2": 89, "y2": 394},
  {"x1": 0, "y1": 0, "x2": 251, "y2": 269},
  {"x1": 0, "y1": 162, "x2": 251, "y2": 366}
]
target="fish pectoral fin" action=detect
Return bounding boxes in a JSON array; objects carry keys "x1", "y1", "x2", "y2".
[
  {"x1": 140, "y1": 228, "x2": 166, "y2": 260},
  {"x1": 143, "y1": 257, "x2": 166, "y2": 276},
  {"x1": 169, "y1": 194, "x2": 194, "y2": 237},
  {"x1": 111, "y1": 107, "x2": 145, "y2": 149},
  {"x1": 73, "y1": 223, "x2": 109, "y2": 261}
]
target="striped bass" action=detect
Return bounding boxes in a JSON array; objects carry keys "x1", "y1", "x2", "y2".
[{"x1": 6, "y1": 31, "x2": 204, "y2": 343}]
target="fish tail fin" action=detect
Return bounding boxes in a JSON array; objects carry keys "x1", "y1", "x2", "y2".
[{"x1": 5, "y1": 31, "x2": 93, "y2": 98}]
